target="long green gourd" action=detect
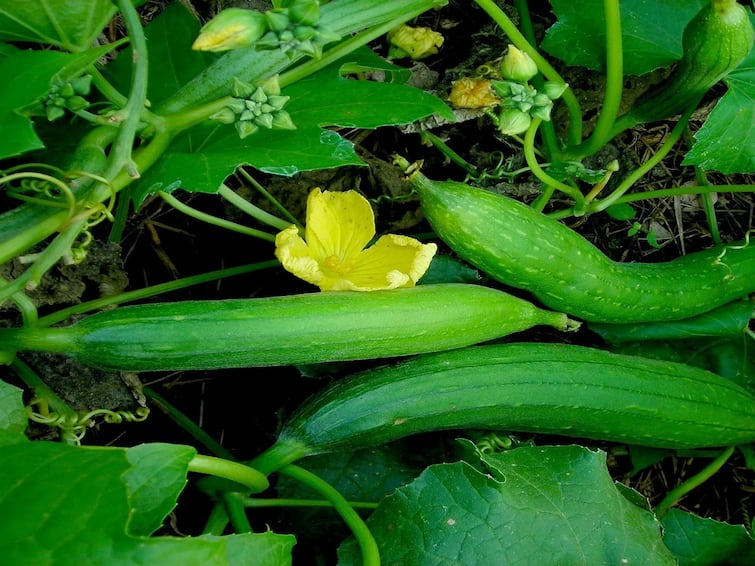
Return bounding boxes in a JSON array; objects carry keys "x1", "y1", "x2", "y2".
[
  {"x1": 407, "y1": 170, "x2": 755, "y2": 323},
  {"x1": 0, "y1": 284, "x2": 576, "y2": 371},
  {"x1": 250, "y1": 342, "x2": 755, "y2": 475}
]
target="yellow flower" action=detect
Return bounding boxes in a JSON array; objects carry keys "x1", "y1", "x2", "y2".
[
  {"x1": 275, "y1": 188, "x2": 437, "y2": 291},
  {"x1": 448, "y1": 77, "x2": 501, "y2": 109}
]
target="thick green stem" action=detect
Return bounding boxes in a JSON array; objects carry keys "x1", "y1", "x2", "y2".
[
  {"x1": 560, "y1": 0, "x2": 623, "y2": 160},
  {"x1": 110, "y1": 0, "x2": 151, "y2": 179},
  {"x1": 584, "y1": 104, "x2": 694, "y2": 213},
  {"x1": 188, "y1": 454, "x2": 269, "y2": 494}
]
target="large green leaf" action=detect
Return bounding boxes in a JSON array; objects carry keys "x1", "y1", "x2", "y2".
[
  {"x1": 0, "y1": 441, "x2": 295, "y2": 564},
  {"x1": 662, "y1": 508, "x2": 755, "y2": 565},
  {"x1": 682, "y1": 35, "x2": 755, "y2": 174},
  {"x1": 541, "y1": 0, "x2": 706, "y2": 76},
  {"x1": 130, "y1": 53, "x2": 454, "y2": 205},
  {"x1": 0, "y1": 0, "x2": 118, "y2": 51},
  {"x1": 338, "y1": 445, "x2": 675, "y2": 564}
]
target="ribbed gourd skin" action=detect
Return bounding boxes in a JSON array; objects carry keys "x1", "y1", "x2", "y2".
[
  {"x1": 410, "y1": 173, "x2": 755, "y2": 323},
  {"x1": 275, "y1": 343, "x2": 755, "y2": 460},
  {"x1": 2, "y1": 284, "x2": 571, "y2": 371}
]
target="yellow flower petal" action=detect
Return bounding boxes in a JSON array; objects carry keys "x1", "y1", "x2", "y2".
[
  {"x1": 274, "y1": 224, "x2": 326, "y2": 287},
  {"x1": 304, "y1": 188, "x2": 375, "y2": 263},
  {"x1": 342, "y1": 235, "x2": 438, "y2": 291}
]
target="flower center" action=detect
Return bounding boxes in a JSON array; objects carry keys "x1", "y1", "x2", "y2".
[{"x1": 323, "y1": 254, "x2": 356, "y2": 275}]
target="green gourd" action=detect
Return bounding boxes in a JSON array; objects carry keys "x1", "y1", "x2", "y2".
[
  {"x1": 250, "y1": 342, "x2": 755, "y2": 475},
  {"x1": 407, "y1": 170, "x2": 755, "y2": 323},
  {"x1": 0, "y1": 284, "x2": 576, "y2": 371}
]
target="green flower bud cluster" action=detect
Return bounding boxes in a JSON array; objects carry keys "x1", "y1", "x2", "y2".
[
  {"x1": 33, "y1": 76, "x2": 92, "y2": 122},
  {"x1": 489, "y1": 45, "x2": 567, "y2": 135},
  {"x1": 211, "y1": 77, "x2": 296, "y2": 139},
  {"x1": 257, "y1": 0, "x2": 340, "y2": 59},
  {"x1": 193, "y1": 0, "x2": 339, "y2": 58}
]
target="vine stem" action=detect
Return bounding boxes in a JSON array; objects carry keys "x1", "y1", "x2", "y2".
[
  {"x1": 512, "y1": 0, "x2": 559, "y2": 160},
  {"x1": 158, "y1": 191, "x2": 277, "y2": 242},
  {"x1": 36, "y1": 259, "x2": 278, "y2": 327},
  {"x1": 279, "y1": 465, "x2": 380, "y2": 566},
  {"x1": 110, "y1": 0, "x2": 152, "y2": 179},
  {"x1": 472, "y1": 0, "x2": 583, "y2": 145},
  {"x1": 217, "y1": 184, "x2": 292, "y2": 231},
  {"x1": 559, "y1": 0, "x2": 623, "y2": 160},
  {"x1": 654, "y1": 446, "x2": 736, "y2": 518},
  {"x1": 524, "y1": 118, "x2": 585, "y2": 212},
  {"x1": 577, "y1": 104, "x2": 695, "y2": 216}
]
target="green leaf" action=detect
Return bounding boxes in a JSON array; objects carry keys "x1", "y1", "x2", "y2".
[
  {"x1": 662, "y1": 508, "x2": 755, "y2": 565},
  {"x1": 0, "y1": 42, "x2": 111, "y2": 160},
  {"x1": 0, "y1": 379, "x2": 27, "y2": 443},
  {"x1": 339, "y1": 445, "x2": 675, "y2": 565},
  {"x1": 589, "y1": 298, "x2": 755, "y2": 343},
  {"x1": 131, "y1": 53, "x2": 453, "y2": 206},
  {"x1": 418, "y1": 254, "x2": 482, "y2": 285},
  {"x1": 682, "y1": 42, "x2": 755, "y2": 174},
  {"x1": 0, "y1": 441, "x2": 295, "y2": 564},
  {"x1": 124, "y1": 443, "x2": 196, "y2": 536},
  {"x1": 0, "y1": 0, "x2": 130, "y2": 51},
  {"x1": 0, "y1": 44, "x2": 72, "y2": 159},
  {"x1": 541, "y1": 0, "x2": 706, "y2": 76},
  {"x1": 605, "y1": 203, "x2": 636, "y2": 221}
]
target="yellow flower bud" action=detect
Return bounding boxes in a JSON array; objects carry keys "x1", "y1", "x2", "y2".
[{"x1": 192, "y1": 9, "x2": 268, "y2": 52}]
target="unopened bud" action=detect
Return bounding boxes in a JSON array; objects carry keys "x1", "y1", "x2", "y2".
[
  {"x1": 501, "y1": 45, "x2": 538, "y2": 83},
  {"x1": 265, "y1": 10, "x2": 291, "y2": 32},
  {"x1": 497, "y1": 108, "x2": 532, "y2": 135},
  {"x1": 209, "y1": 107, "x2": 237, "y2": 124},
  {"x1": 192, "y1": 9, "x2": 268, "y2": 52},
  {"x1": 543, "y1": 81, "x2": 568, "y2": 100},
  {"x1": 289, "y1": 0, "x2": 320, "y2": 27},
  {"x1": 271, "y1": 111, "x2": 296, "y2": 130}
]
